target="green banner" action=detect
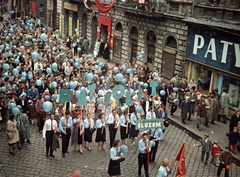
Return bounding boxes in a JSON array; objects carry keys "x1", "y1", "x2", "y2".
[{"x1": 136, "y1": 119, "x2": 164, "y2": 130}]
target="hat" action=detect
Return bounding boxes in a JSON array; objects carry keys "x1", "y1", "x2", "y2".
[{"x1": 65, "y1": 110, "x2": 70, "y2": 115}]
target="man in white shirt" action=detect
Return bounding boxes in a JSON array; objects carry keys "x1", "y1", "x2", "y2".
[
  {"x1": 42, "y1": 114, "x2": 58, "y2": 157},
  {"x1": 107, "y1": 109, "x2": 119, "y2": 148}
]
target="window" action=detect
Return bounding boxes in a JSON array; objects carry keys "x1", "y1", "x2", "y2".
[
  {"x1": 39, "y1": 4, "x2": 44, "y2": 18},
  {"x1": 147, "y1": 31, "x2": 156, "y2": 64},
  {"x1": 113, "y1": 38, "x2": 122, "y2": 56}
]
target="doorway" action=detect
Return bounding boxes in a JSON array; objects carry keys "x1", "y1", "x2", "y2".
[
  {"x1": 130, "y1": 26, "x2": 138, "y2": 66},
  {"x1": 100, "y1": 24, "x2": 108, "y2": 43},
  {"x1": 91, "y1": 16, "x2": 98, "y2": 50},
  {"x1": 82, "y1": 14, "x2": 87, "y2": 38}
]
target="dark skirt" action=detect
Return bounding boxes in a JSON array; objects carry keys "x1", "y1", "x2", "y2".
[
  {"x1": 77, "y1": 128, "x2": 83, "y2": 145},
  {"x1": 120, "y1": 124, "x2": 130, "y2": 140},
  {"x1": 46, "y1": 130, "x2": 54, "y2": 147},
  {"x1": 130, "y1": 124, "x2": 139, "y2": 138},
  {"x1": 108, "y1": 159, "x2": 121, "y2": 176},
  {"x1": 84, "y1": 128, "x2": 92, "y2": 142},
  {"x1": 95, "y1": 127, "x2": 106, "y2": 142}
]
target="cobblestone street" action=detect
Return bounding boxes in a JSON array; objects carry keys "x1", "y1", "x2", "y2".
[{"x1": 1, "y1": 121, "x2": 240, "y2": 177}]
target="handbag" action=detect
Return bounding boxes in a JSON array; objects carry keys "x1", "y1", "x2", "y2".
[
  {"x1": 164, "y1": 120, "x2": 169, "y2": 127},
  {"x1": 7, "y1": 132, "x2": 14, "y2": 139},
  {"x1": 115, "y1": 157, "x2": 125, "y2": 163},
  {"x1": 90, "y1": 128, "x2": 96, "y2": 134}
]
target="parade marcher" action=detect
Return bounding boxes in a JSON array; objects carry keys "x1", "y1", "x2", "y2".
[
  {"x1": 218, "y1": 87, "x2": 230, "y2": 124},
  {"x1": 119, "y1": 109, "x2": 130, "y2": 145},
  {"x1": 138, "y1": 133, "x2": 151, "y2": 177},
  {"x1": 142, "y1": 128, "x2": 163, "y2": 163},
  {"x1": 197, "y1": 100, "x2": 207, "y2": 131},
  {"x1": 59, "y1": 110, "x2": 73, "y2": 157},
  {"x1": 130, "y1": 110, "x2": 141, "y2": 145},
  {"x1": 180, "y1": 96, "x2": 190, "y2": 125},
  {"x1": 168, "y1": 91, "x2": 177, "y2": 117},
  {"x1": 217, "y1": 147, "x2": 232, "y2": 177},
  {"x1": 158, "y1": 83, "x2": 168, "y2": 107},
  {"x1": 196, "y1": 133, "x2": 212, "y2": 165},
  {"x1": 107, "y1": 109, "x2": 119, "y2": 148},
  {"x1": 146, "y1": 106, "x2": 156, "y2": 119},
  {"x1": 211, "y1": 141, "x2": 220, "y2": 167},
  {"x1": 108, "y1": 139, "x2": 124, "y2": 177},
  {"x1": 71, "y1": 113, "x2": 84, "y2": 154},
  {"x1": 83, "y1": 112, "x2": 95, "y2": 151},
  {"x1": 42, "y1": 114, "x2": 58, "y2": 157},
  {"x1": 95, "y1": 113, "x2": 106, "y2": 150},
  {"x1": 7, "y1": 114, "x2": 21, "y2": 155},
  {"x1": 157, "y1": 158, "x2": 170, "y2": 177}
]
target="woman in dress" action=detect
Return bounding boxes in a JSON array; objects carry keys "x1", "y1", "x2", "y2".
[
  {"x1": 95, "y1": 113, "x2": 106, "y2": 150},
  {"x1": 108, "y1": 140, "x2": 124, "y2": 177},
  {"x1": 119, "y1": 109, "x2": 129, "y2": 145},
  {"x1": 157, "y1": 158, "x2": 170, "y2": 177},
  {"x1": 197, "y1": 100, "x2": 207, "y2": 131},
  {"x1": 71, "y1": 113, "x2": 84, "y2": 154},
  {"x1": 130, "y1": 110, "x2": 141, "y2": 145},
  {"x1": 7, "y1": 114, "x2": 20, "y2": 155},
  {"x1": 84, "y1": 112, "x2": 95, "y2": 151}
]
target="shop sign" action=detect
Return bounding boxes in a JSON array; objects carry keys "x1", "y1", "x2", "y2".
[
  {"x1": 135, "y1": 119, "x2": 164, "y2": 130},
  {"x1": 186, "y1": 27, "x2": 240, "y2": 75},
  {"x1": 64, "y1": 2, "x2": 78, "y2": 12}
]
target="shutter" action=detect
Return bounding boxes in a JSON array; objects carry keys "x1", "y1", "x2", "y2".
[{"x1": 162, "y1": 51, "x2": 176, "y2": 80}]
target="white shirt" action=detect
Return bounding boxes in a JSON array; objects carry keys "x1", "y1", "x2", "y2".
[
  {"x1": 107, "y1": 113, "x2": 120, "y2": 126},
  {"x1": 22, "y1": 100, "x2": 24, "y2": 106},
  {"x1": 42, "y1": 119, "x2": 58, "y2": 138},
  {"x1": 98, "y1": 89, "x2": 106, "y2": 97}
]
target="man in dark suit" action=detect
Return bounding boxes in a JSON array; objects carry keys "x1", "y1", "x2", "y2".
[
  {"x1": 180, "y1": 96, "x2": 190, "y2": 124},
  {"x1": 196, "y1": 133, "x2": 212, "y2": 165},
  {"x1": 16, "y1": 94, "x2": 29, "y2": 114},
  {"x1": 158, "y1": 83, "x2": 168, "y2": 107},
  {"x1": 38, "y1": 79, "x2": 47, "y2": 94},
  {"x1": 143, "y1": 62, "x2": 149, "y2": 74}
]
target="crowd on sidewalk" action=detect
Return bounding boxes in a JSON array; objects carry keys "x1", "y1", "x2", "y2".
[{"x1": 0, "y1": 8, "x2": 240, "y2": 177}]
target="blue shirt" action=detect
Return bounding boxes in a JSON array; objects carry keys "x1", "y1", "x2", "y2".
[
  {"x1": 110, "y1": 147, "x2": 124, "y2": 161},
  {"x1": 146, "y1": 111, "x2": 156, "y2": 119},
  {"x1": 130, "y1": 112, "x2": 141, "y2": 126},
  {"x1": 157, "y1": 111, "x2": 168, "y2": 120},
  {"x1": 119, "y1": 115, "x2": 129, "y2": 127},
  {"x1": 96, "y1": 119, "x2": 107, "y2": 128},
  {"x1": 59, "y1": 116, "x2": 73, "y2": 133},
  {"x1": 130, "y1": 85, "x2": 138, "y2": 91},
  {"x1": 143, "y1": 128, "x2": 163, "y2": 141},
  {"x1": 84, "y1": 118, "x2": 94, "y2": 129},
  {"x1": 157, "y1": 166, "x2": 170, "y2": 177},
  {"x1": 138, "y1": 139, "x2": 151, "y2": 154}
]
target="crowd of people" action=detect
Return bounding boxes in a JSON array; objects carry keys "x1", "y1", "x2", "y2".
[{"x1": 0, "y1": 7, "x2": 240, "y2": 177}]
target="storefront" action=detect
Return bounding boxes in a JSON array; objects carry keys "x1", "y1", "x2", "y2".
[
  {"x1": 185, "y1": 26, "x2": 240, "y2": 115},
  {"x1": 63, "y1": 2, "x2": 78, "y2": 37}
]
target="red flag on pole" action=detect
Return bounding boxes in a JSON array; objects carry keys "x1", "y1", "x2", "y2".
[{"x1": 175, "y1": 143, "x2": 186, "y2": 177}]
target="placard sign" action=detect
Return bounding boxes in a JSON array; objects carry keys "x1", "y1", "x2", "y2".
[{"x1": 135, "y1": 119, "x2": 164, "y2": 130}]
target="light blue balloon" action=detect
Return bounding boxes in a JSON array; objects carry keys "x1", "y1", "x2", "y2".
[
  {"x1": 160, "y1": 90, "x2": 166, "y2": 96},
  {"x1": 127, "y1": 68, "x2": 132, "y2": 74},
  {"x1": 75, "y1": 58, "x2": 80, "y2": 63},
  {"x1": 52, "y1": 94, "x2": 57, "y2": 101},
  {"x1": 10, "y1": 102, "x2": 16, "y2": 109},
  {"x1": 32, "y1": 52, "x2": 39, "y2": 60},
  {"x1": 51, "y1": 81, "x2": 57, "y2": 88},
  {"x1": 120, "y1": 145, "x2": 128, "y2": 153},
  {"x1": 4, "y1": 30, "x2": 7, "y2": 34},
  {"x1": 138, "y1": 55, "x2": 143, "y2": 59},
  {"x1": 22, "y1": 72, "x2": 27, "y2": 77},
  {"x1": 28, "y1": 35, "x2": 32, "y2": 39},
  {"x1": 173, "y1": 87, "x2": 178, "y2": 92},
  {"x1": 99, "y1": 63, "x2": 103, "y2": 67},
  {"x1": 18, "y1": 52, "x2": 22, "y2": 56},
  {"x1": 25, "y1": 41, "x2": 29, "y2": 45},
  {"x1": 75, "y1": 28, "x2": 79, "y2": 33},
  {"x1": 45, "y1": 95, "x2": 50, "y2": 101},
  {"x1": 12, "y1": 107, "x2": 20, "y2": 115},
  {"x1": 49, "y1": 40, "x2": 52, "y2": 44},
  {"x1": 9, "y1": 52, "x2": 13, "y2": 57},
  {"x1": 46, "y1": 68, "x2": 52, "y2": 74},
  {"x1": 45, "y1": 45, "x2": 50, "y2": 49},
  {"x1": 121, "y1": 78, "x2": 126, "y2": 84},
  {"x1": 1, "y1": 87, "x2": 6, "y2": 92},
  {"x1": 6, "y1": 36, "x2": 10, "y2": 41},
  {"x1": 3, "y1": 63, "x2": 10, "y2": 70},
  {"x1": 77, "y1": 48, "x2": 81, "y2": 52},
  {"x1": 0, "y1": 45, "x2": 4, "y2": 50},
  {"x1": 101, "y1": 76, "x2": 105, "y2": 80},
  {"x1": 32, "y1": 38, "x2": 37, "y2": 43},
  {"x1": 5, "y1": 46, "x2": 9, "y2": 50},
  {"x1": 113, "y1": 67, "x2": 119, "y2": 73},
  {"x1": 144, "y1": 83, "x2": 148, "y2": 88},
  {"x1": 140, "y1": 82, "x2": 144, "y2": 86},
  {"x1": 86, "y1": 73, "x2": 94, "y2": 81},
  {"x1": 52, "y1": 63, "x2": 57, "y2": 69},
  {"x1": 21, "y1": 77, "x2": 26, "y2": 81},
  {"x1": 135, "y1": 106, "x2": 142, "y2": 113},
  {"x1": 97, "y1": 98, "x2": 103, "y2": 104},
  {"x1": 74, "y1": 62, "x2": 80, "y2": 67},
  {"x1": 12, "y1": 68, "x2": 19, "y2": 76},
  {"x1": 94, "y1": 65, "x2": 100, "y2": 70},
  {"x1": 116, "y1": 73, "x2": 123, "y2": 82},
  {"x1": 88, "y1": 54, "x2": 92, "y2": 59},
  {"x1": 141, "y1": 51, "x2": 145, "y2": 55},
  {"x1": 173, "y1": 99, "x2": 179, "y2": 104},
  {"x1": 75, "y1": 90, "x2": 80, "y2": 98},
  {"x1": 28, "y1": 75, "x2": 33, "y2": 79},
  {"x1": 17, "y1": 66, "x2": 21, "y2": 70},
  {"x1": 40, "y1": 33, "x2": 47, "y2": 41},
  {"x1": 69, "y1": 82, "x2": 76, "y2": 89},
  {"x1": 43, "y1": 28, "x2": 46, "y2": 31},
  {"x1": 9, "y1": 28, "x2": 14, "y2": 33},
  {"x1": 43, "y1": 101, "x2": 52, "y2": 112},
  {"x1": 36, "y1": 80, "x2": 42, "y2": 86},
  {"x1": 69, "y1": 59, "x2": 73, "y2": 63},
  {"x1": 122, "y1": 65, "x2": 127, "y2": 71},
  {"x1": 72, "y1": 43, "x2": 76, "y2": 48},
  {"x1": 4, "y1": 72, "x2": 8, "y2": 77}
]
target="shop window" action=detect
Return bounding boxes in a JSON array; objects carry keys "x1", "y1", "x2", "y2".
[
  {"x1": 39, "y1": 4, "x2": 44, "y2": 18},
  {"x1": 214, "y1": 73, "x2": 240, "y2": 109},
  {"x1": 147, "y1": 31, "x2": 156, "y2": 64}
]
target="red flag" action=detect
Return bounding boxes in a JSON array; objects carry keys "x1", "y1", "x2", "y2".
[{"x1": 175, "y1": 143, "x2": 186, "y2": 177}]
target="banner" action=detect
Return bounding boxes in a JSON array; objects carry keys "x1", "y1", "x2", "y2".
[
  {"x1": 136, "y1": 119, "x2": 164, "y2": 130},
  {"x1": 69, "y1": 16, "x2": 72, "y2": 37},
  {"x1": 175, "y1": 143, "x2": 186, "y2": 177}
]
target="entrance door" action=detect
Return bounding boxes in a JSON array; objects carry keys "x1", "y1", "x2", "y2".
[
  {"x1": 162, "y1": 49, "x2": 176, "y2": 80},
  {"x1": 82, "y1": 14, "x2": 87, "y2": 38},
  {"x1": 91, "y1": 17, "x2": 98, "y2": 50},
  {"x1": 53, "y1": 0, "x2": 57, "y2": 30},
  {"x1": 131, "y1": 40, "x2": 137, "y2": 66},
  {"x1": 100, "y1": 25, "x2": 108, "y2": 43}
]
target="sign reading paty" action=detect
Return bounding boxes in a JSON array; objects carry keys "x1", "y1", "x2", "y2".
[{"x1": 135, "y1": 119, "x2": 164, "y2": 130}]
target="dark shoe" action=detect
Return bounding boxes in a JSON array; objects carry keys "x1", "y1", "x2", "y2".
[
  {"x1": 27, "y1": 140, "x2": 31, "y2": 143},
  {"x1": 188, "y1": 119, "x2": 192, "y2": 121},
  {"x1": 87, "y1": 148, "x2": 91, "y2": 151},
  {"x1": 62, "y1": 154, "x2": 65, "y2": 157},
  {"x1": 74, "y1": 149, "x2": 78, "y2": 152},
  {"x1": 205, "y1": 162, "x2": 208, "y2": 165},
  {"x1": 84, "y1": 145, "x2": 86, "y2": 148},
  {"x1": 217, "y1": 119, "x2": 220, "y2": 122},
  {"x1": 210, "y1": 121, "x2": 215, "y2": 125},
  {"x1": 10, "y1": 152, "x2": 15, "y2": 155},
  {"x1": 18, "y1": 146, "x2": 22, "y2": 151},
  {"x1": 182, "y1": 122, "x2": 186, "y2": 125},
  {"x1": 45, "y1": 154, "x2": 49, "y2": 157},
  {"x1": 222, "y1": 121, "x2": 226, "y2": 124},
  {"x1": 79, "y1": 151, "x2": 83, "y2": 154},
  {"x1": 50, "y1": 154, "x2": 55, "y2": 158},
  {"x1": 66, "y1": 151, "x2": 69, "y2": 153}
]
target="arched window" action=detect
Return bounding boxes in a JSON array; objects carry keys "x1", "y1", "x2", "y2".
[
  {"x1": 162, "y1": 36, "x2": 177, "y2": 80},
  {"x1": 147, "y1": 31, "x2": 156, "y2": 64},
  {"x1": 130, "y1": 26, "x2": 138, "y2": 66},
  {"x1": 113, "y1": 22, "x2": 123, "y2": 58}
]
